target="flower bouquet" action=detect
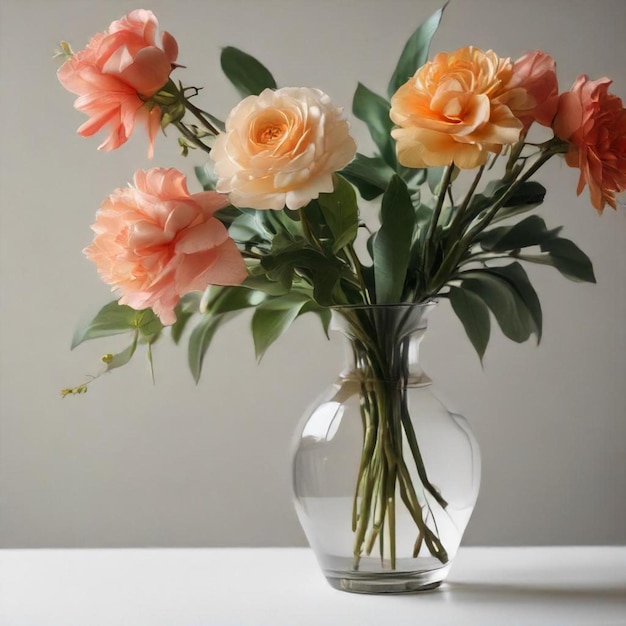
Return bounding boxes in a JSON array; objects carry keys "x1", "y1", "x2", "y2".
[{"x1": 57, "y1": 6, "x2": 625, "y2": 591}]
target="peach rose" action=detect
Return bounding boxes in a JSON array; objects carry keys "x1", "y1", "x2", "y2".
[
  {"x1": 84, "y1": 168, "x2": 247, "y2": 325},
  {"x1": 553, "y1": 75, "x2": 626, "y2": 212},
  {"x1": 390, "y1": 47, "x2": 536, "y2": 169},
  {"x1": 210, "y1": 87, "x2": 356, "y2": 210},
  {"x1": 57, "y1": 9, "x2": 178, "y2": 157},
  {"x1": 500, "y1": 51, "x2": 559, "y2": 128}
]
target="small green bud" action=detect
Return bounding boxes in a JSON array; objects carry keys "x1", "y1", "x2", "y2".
[
  {"x1": 54, "y1": 41, "x2": 74, "y2": 60},
  {"x1": 178, "y1": 138, "x2": 192, "y2": 157}
]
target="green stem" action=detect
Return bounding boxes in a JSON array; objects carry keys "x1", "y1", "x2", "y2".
[
  {"x1": 174, "y1": 121, "x2": 213, "y2": 155},
  {"x1": 345, "y1": 244, "x2": 371, "y2": 305},
  {"x1": 426, "y1": 148, "x2": 558, "y2": 297},
  {"x1": 422, "y1": 164, "x2": 456, "y2": 280},
  {"x1": 183, "y1": 98, "x2": 220, "y2": 136},
  {"x1": 345, "y1": 309, "x2": 450, "y2": 570},
  {"x1": 461, "y1": 149, "x2": 555, "y2": 244},
  {"x1": 400, "y1": 390, "x2": 448, "y2": 509},
  {"x1": 446, "y1": 163, "x2": 486, "y2": 243}
]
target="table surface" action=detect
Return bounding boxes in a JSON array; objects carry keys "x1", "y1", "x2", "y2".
[{"x1": 1, "y1": 547, "x2": 625, "y2": 626}]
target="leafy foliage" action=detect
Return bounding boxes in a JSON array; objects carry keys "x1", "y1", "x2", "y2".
[
  {"x1": 387, "y1": 3, "x2": 448, "y2": 98},
  {"x1": 353, "y1": 84, "x2": 396, "y2": 168},
  {"x1": 66, "y1": 4, "x2": 600, "y2": 385},
  {"x1": 448, "y1": 287, "x2": 490, "y2": 361},
  {"x1": 220, "y1": 47, "x2": 277, "y2": 98},
  {"x1": 373, "y1": 176, "x2": 416, "y2": 303}
]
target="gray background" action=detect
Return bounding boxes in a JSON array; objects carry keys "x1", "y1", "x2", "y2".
[{"x1": 1, "y1": 0, "x2": 624, "y2": 548}]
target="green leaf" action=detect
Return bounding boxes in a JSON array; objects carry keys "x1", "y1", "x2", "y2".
[
  {"x1": 102, "y1": 330, "x2": 139, "y2": 372},
  {"x1": 479, "y1": 216, "x2": 562, "y2": 252},
  {"x1": 187, "y1": 286, "x2": 266, "y2": 382},
  {"x1": 373, "y1": 176, "x2": 416, "y2": 303},
  {"x1": 195, "y1": 162, "x2": 218, "y2": 191},
  {"x1": 251, "y1": 293, "x2": 311, "y2": 359},
  {"x1": 188, "y1": 314, "x2": 223, "y2": 383},
  {"x1": 171, "y1": 293, "x2": 202, "y2": 344},
  {"x1": 171, "y1": 312, "x2": 193, "y2": 344},
  {"x1": 241, "y1": 275, "x2": 290, "y2": 296},
  {"x1": 204, "y1": 286, "x2": 267, "y2": 315},
  {"x1": 352, "y1": 84, "x2": 396, "y2": 167},
  {"x1": 228, "y1": 212, "x2": 270, "y2": 245},
  {"x1": 448, "y1": 286, "x2": 490, "y2": 362},
  {"x1": 261, "y1": 248, "x2": 344, "y2": 303},
  {"x1": 492, "y1": 202, "x2": 544, "y2": 224},
  {"x1": 213, "y1": 206, "x2": 242, "y2": 228},
  {"x1": 312, "y1": 265, "x2": 342, "y2": 307},
  {"x1": 466, "y1": 189, "x2": 506, "y2": 221},
  {"x1": 503, "y1": 181, "x2": 546, "y2": 207},
  {"x1": 341, "y1": 153, "x2": 396, "y2": 201},
  {"x1": 458, "y1": 272, "x2": 535, "y2": 343},
  {"x1": 537, "y1": 238, "x2": 596, "y2": 283},
  {"x1": 467, "y1": 180, "x2": 545, "y2": 226},
  {"x1": 318, "y1": 175, "x2": 359, "y2": 253},
  {"x1": 483, "y1": 262, "x2": 542, "y2": 341},
  {"x1": 299, "y1": 201, "x2": 330, "y2": 244},
  {"x1": 220, "y1": 46, "x2": 277, "y2": 98},
  {"x1": 517, "y1": 240, "x2": 596, "y2": 283},
  {"x1": 72, "y1": 301, "x2": 145, "y2": 349},
  {"x1": 136, "y1": 309, "x2": 164, "y2": 341},
  {"x1": 387, "y1": 3, "x2": 447, "y2": 98},
  {"x1": 315, "y1": 307, "x2": 332, "y2": 339}
]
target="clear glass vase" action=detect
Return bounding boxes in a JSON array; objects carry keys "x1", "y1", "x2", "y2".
[{"x1": 292, "y1": 303, "x2": 480, "y2": 593}]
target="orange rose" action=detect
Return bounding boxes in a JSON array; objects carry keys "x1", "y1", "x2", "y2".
[
  {"x1": 57, "y1": 10, "x2": 178, "y2": 157},
  {"x1": 84, "y1": 168, "x2": 247, "y2": 325},
  {"x1": 390, "y1": 46, "x2": 536, "y2": 169},
  {"x1": 211, "y1": 87, "x2": 356, "y2": 210},
  {"x1": 553, "y1": 75, "x2": 626, "y2": 212}
]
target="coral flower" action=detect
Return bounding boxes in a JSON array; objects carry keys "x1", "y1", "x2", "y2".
[
  {"x1": 211, "y1": 87, "x2": 356, "y2": 210},
  {"x1": 84, "y1": 168, "x2": 247, "y2": 325},
  {"x1": 390, "y1": 46, "x2": 542, "y2": 169},
  {"x1": 57, "y1": 9, "x2": 178, "y2": 157},
  {"x1": 553, "y1": 75, "x2": 626, "y2": 212},
  {"x1": 501, "y1": 50, "x2": 559, "y2": 129}
]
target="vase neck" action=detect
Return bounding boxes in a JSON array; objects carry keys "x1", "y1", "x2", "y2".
[{"x1": 332, "y1": 304, "x2": 435, "y2": 386}]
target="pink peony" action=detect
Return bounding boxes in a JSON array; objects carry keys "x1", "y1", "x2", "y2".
[
  {"x1": 57, "y1": 9, "x2": 178, "y2": 157},
  {"x1": 210, "y1": 87, "x2": 356, "y2": 210},
  {"x1": 553, "y1": 75, "x2": 626, "y2": 212},
  {"x1": 84, "y1": 168, "x2": 247, "y2": 325},
  {"x1": 501, "y1": 50, "x2": 559, "y2": 128}
]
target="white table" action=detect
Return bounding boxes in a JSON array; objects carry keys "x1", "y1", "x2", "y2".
[{"x1": 1, "y1": 547, "x2": 625, "y2": 625}]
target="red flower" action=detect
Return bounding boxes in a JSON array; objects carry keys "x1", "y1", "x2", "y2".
[{"x1": 553, "y1": 75, "x2": 626, "y2": 212}]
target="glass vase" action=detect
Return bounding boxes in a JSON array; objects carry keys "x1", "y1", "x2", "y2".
[{"x1": 292, "y1": 303, "x2": 480, "y2": 593}]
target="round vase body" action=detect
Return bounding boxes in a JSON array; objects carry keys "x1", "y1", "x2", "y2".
[{"x1": 292, "y1": 304, "x2": 480, "y2": 593}]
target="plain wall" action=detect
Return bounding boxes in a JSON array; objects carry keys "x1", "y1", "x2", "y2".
[{"x1": 1, "y1": 0, "x2": 625, "y2": 548}]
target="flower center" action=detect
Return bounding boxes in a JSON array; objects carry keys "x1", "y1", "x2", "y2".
[
  {"x1": 251, "y1": 108, "x2": 290, "y2": 147},
  {"x1": 260, "y1": 125, "x2": 283, "y2": 144}
]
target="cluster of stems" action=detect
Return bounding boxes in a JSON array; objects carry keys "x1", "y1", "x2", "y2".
[
  {"x1": 340, "y1": 307, "x2": 450, "y2": 570},
  {"x1": 150, "y1": 80, "x2": 220, "y2": 155},
  {"x1": 419, "y1": 139, "x2": 569, "y2": 301}
]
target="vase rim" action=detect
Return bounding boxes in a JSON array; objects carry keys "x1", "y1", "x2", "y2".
[{"x1": 330, "y1": 300, "x2": 438, "y2": 312}]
